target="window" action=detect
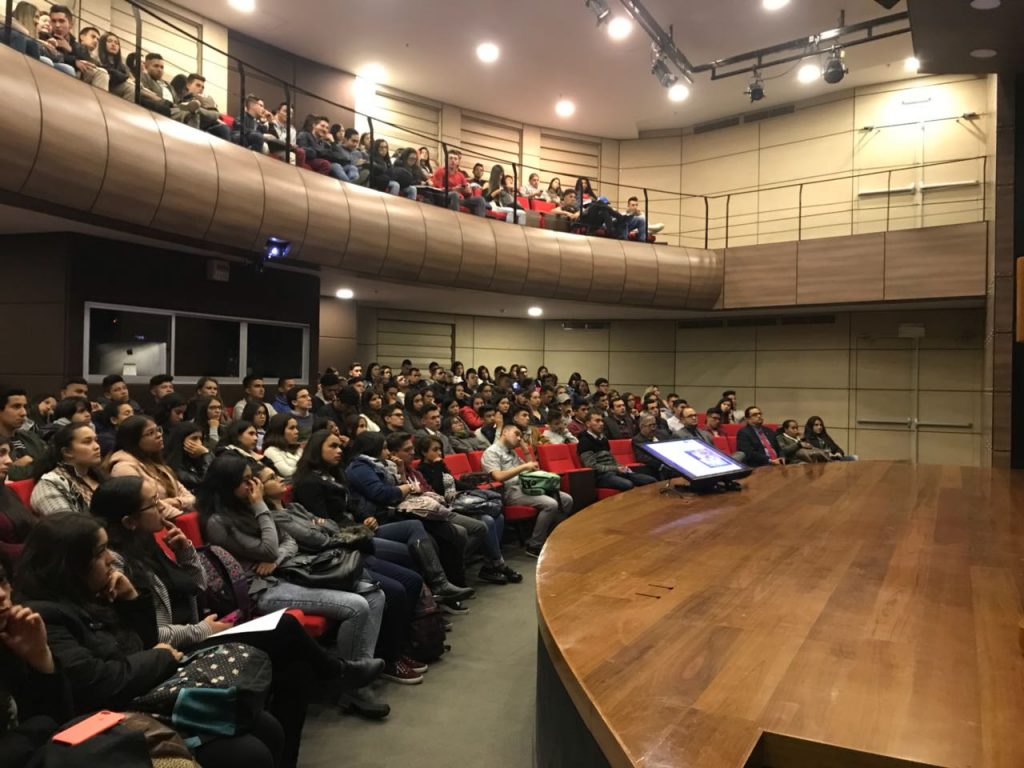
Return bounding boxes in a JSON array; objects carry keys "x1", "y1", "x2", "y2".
[{"x1": 84, "y1": 303, "x2": 308, "y2": 385}]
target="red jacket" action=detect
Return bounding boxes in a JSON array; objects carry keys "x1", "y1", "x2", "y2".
[{"x1": 460, "y1": 404, "x2": 482, "y2": 430}]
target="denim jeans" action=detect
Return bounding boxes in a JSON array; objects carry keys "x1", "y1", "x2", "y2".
[
  {"x1": 256, "y1": 580, "x2": 384, "y2": 660},
  {"x1": 624, "y1": 215, "x2": 647, "y2": 241},
  {"x1": 596, "y1": 471, "x2": 658, "y2": 490},
  {"x1": 401, "y1": 186, "x2": 418, "y2": 200},
  {"x1": 326, "y1": 162, "x2": 348, "y2": 181},
  {"x1": 503, "y1": 487, "x2": 573, "y2": 548},
  {"x1": 446, "y1": 191, "x2": 488, "y2": 216},
  {"x1": 341, "y1": 164, "x2": 360, "y2": 181},
  {"x1": 366, "y1": 558, "x2": 421, "y2": 662}
]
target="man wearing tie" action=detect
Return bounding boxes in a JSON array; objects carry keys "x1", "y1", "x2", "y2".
[{"x1": 736, "y1": 406, "x2": 783, "y2": 467}]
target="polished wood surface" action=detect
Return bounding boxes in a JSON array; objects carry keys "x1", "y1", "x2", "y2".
[{"x1": 537, "y1": 462, "x2": 1024, "y2": 768}]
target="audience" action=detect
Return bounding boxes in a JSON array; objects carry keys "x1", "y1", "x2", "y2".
[
  {"x1": 163, "y1": 420, "x2": 212, "y2": 491},
  {"x1": 0, "y1": 436, "x2": 36, "y2": 560},
  {"x1": 576, "y1": 412, "x2": 657, "y2": 491},
  {"x1": 804, "y1": 416, "x2": 853, "y2": 461},
  {"x1": 0, "y1": 388, "x2": 46, "y2": 481},
  {"x1": 29, "y1": 423, "x2": 103, "y2": 516},
  {"x1": 736, "y1": 406, "x2": 782, "y2": 467},
  {"x1": 106, "y1": 415, "x2": 195, "y2": 518},
  {"x1": 429, "y1": 150, "x2": 488, "y2": 216}
]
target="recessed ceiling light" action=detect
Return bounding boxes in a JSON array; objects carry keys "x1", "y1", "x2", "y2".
[
  {"x1": 970, "y1": 0, "x2": 1000, "y2": 9},
  {"x1": 970, "y1": 48, "x2": 998, "y2": 58},
  {"x1": 228, "y1": 0, "x2": 254, "y2": 11},
  {"x1": 358, "y1": 63, "x2": 385, "y2": 83},
  {"x1": 555, "y1": 99, "x2": 575, "y2": 118},
  {"x1": 336, "y1": 288, "x2": 354, "y2": 300},
  {"x1": 904, "y1": 56, "x2": 920, "y2": 72},
  {"x1": 797, "y1": 63, "x2": 821, "y2": 83},
  {"x1": 668, "y1": 83, "x2": 690, "y2": 102},
  {"x1": 476, "y1": 42, "x2": 499, "y2": 63},
  {"x1": 528, "y1": 307, "x2": 544, "y2": 317},
  {"x1": 607, "y1": 17, "x2": 632, "y2": 40},
  {"x1": 762, "y1": 0, "x2": 790, "y2": 9}
]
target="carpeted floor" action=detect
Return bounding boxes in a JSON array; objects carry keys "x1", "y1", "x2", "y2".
[{"x1": 300, "y1": 551, "x2": 538, "y2": 768}]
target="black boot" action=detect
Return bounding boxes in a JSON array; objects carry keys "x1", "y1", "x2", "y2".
[
  {"x1": 411, "y1": 539, "x2": 475, "y2": 604},
  {"x1": 338, "y1": 685, "x2": 390, "y2": 720}
]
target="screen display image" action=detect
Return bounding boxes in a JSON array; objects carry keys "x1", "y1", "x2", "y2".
[{"x1": 639, "y1": 439, "x2": 751, "y2": 485}]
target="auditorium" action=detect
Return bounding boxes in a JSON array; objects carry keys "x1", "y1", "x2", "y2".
[{"x1": 0, "y1": 0, "x2": 1021, "y2": 766}]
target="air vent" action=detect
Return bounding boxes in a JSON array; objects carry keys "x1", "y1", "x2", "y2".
[
  {"x1": 726, "y1": 317, "x2": 780, "y2": 328},
  {"x1": 677, "y1": 319, "x2": 726, "y2": 329},
  {"x1": 743, "y1": 104, "x2": 796, "y2": 123},
  {"x1": 679, "y1": 314, "x2": 837, "y2": 329},
  {"x1": 779, "y1": 315, "x2": 836, "y2": 326},
  {"x1": 561, "y1": 321, "x2": 610, "y2": 331},
  {"x1": 693, "y1": 116, "x2": 741, "y2": 134}
]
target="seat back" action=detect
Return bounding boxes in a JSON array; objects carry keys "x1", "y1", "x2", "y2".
[
  {"x1": 467, "y1": 451, "x2": 484, "y2": 473},
  {"x1": 721, "y1": 423, "x2": 742, "y2": 436},
  {"x1": 608, "y1": 439, "x2": 635, "y2": 465},
  {"x1": 6, "y1": 479, "x2": 34, "y2": 509},
  {"x1": 712, "y1": 435, "x2": 730, "y2": 453},
  {"x1": 697, "y1": 412, "x2": 707, "y2": 428},
  {"x1": 532, "y1": 200, "x2": 556, "y2": 212},
  {"x1": 538, "y1": 443, "x2": 576, "y2": 474},
  {"x1": 443, "y1": 453, "x2": 473, "y2": 476},
  {"x1": 175, "y1": 511, "x2": 204, "y2": 547}
]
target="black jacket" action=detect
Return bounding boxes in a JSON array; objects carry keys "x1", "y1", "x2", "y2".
[
  {"x1": 576, "y1": 431, "x2": 619, "y2": 475},
  {"x1": 0, "y1": 647, "x2": 73, "y2": 768},
  {"x1": 296, "y1": 132, "x2": 346, "y2": 165},
  {"x1": 736, "y1": 424, "x2": 782, "y2": 468},
  {"x1": 24, "y1": 596, "x2": 177, "y2": 715},
  {"x1": 292, "y1": 471, "x2": 360, "y2": 526}
]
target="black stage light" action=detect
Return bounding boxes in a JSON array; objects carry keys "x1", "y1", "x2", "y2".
[
  {"x1": 823, "y1": 48, "x2": 848, "y2": 84},
  {"x1": 746, "y1": 75, "x2": 765, "y2": 102}
]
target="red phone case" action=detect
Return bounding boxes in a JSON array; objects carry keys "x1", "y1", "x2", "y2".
[{"x1": 52, "y1": 711, "x2": 126, "y2": 745}]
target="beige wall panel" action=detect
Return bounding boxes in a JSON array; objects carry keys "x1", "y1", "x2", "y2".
[
  {"x1": 620, "y1": 241, "x2": 659, "y2": 305},
  {"x1": 319, "y1": 337, "x2": 357, "y2": 372},
  {"x1": 679, "y1": 196, "x2": 711, "y2": 248},
  {"x1": 296, "y1": 172, "x2": 347, "y2": 266},
  {"x1": 554, "y1": 233, "x2": 594, "y2": 300},
  {"x1": 374, "y1": 197, "x2": 426, "y2": 282},
  {"x1": 916, "y1": 308, "x2": 986, "y2": 348},
  {"x1": 756, "y1": 350, "x2": 851, "y2": 389},
  {"x1": 453, "y1": 219, "x2": 497, "y2": 290},
  {"x1": 204, "y1": 139, "x2": 265, "y2": 247},
  {"x1": 723, "y1": 242, "x2": 797, "y2": 308},
  {"x1": 610, "y1": 321, "x2": 676, "y2": 352},
  {"x1": 853, "y1": 78, "x2": 984, "y2": 130},
  {"x1": 610, "y1": 352, "x2": 675, "y2": 388},
  {"x1": 917, "y1": 432, "x2": 981, "y2": 466},
  {"x1": 473, "y1": 317, "x2": 544, "y2": 351},
  {"x1": 676, "y1": 324, "x2": 757, "y2": 352},
  {"x1": 756, "y1": 187, "x2": 801, "y2": 243},
  {"x1": 619, "y1": 136, "x2": 682, "y2": 169},
  {"x1": 149, "y1": 118, "x2": 219, "y2": 237},
  {"x1": 339, "y1": 185, "x2": 389, "y2": 275},
  {"x1": 21, "y1": 63, "x2": 107, "y2": 210},
  {"x1": 797, "y1": 233, "x2": 885, "y2": 305},
  {"x1": 653, "y1": 244, "x2": 692, "y2": 308},
  {"x1": 682, "y1": 122, "x2": 758, "y2": 164},
  {"x1": 918, "y1": 349, "x2": 983, "y2": 391},
  {"x1": 320, "y1": 297, "x2": 357, "y2": 339},
  {"x1": 472, "y1": 349, "x2": 544, "y2": 373},
  {"x1": 853, "y1": 124, "x2": 919, "y2": 174},
  {"x1": 855, "y1": 389, "x2": 913, "y2": 425},
  {"x1": 617, "y1": 165, "x2": 681, "y2": 194},
  {"x1": 676, "y1": 352, "x2": 756, "y2": 388},
  {"x1": 91, "y1": 96, "x2": 165, "y2": 225},
  {"x1": 254, "y1": 155, "x2": 310, "y2": 254},
  {"x1": 755, "y1": 316, "x2": 851, "y2": 350},
  {"x1": 489, "y1": 222, "x2": 529, "y2": 293},
  {"x1": 759, "y1": 99, "x2": 854, "y2": 148},
  {"x1": 884, "y1": 222, "x2": 987, "y2": 300},
  {"x1": 852, "y1": 429, "x2": 913, "y2": 462},
  {"x1": 522, "y1": 228, "x2": 562, "y2": 297},
  {"x1": 544, "y1": 323, "x2": 608, "y2": 352},
  {"x1": 754, "y1": 387, "x2": 850, "y2": 429},
  {"x1": 918, "y1": 390, "x2": 981, "y2": 431},
  {"x1": 418, "y1": 203, "x2": 463, "y2": 285},
  {"x1": 923, "y1": 121, "x2": 987, "y2": 164},
  {"x1": 798, "y1": 177, "x2": 854, "y2": 241},
  {"x1": 675, "y1": 386, "x2": 732, "y2": 409},
  {"x1": 2, "y1": 51, "x2": 43, "y2": 193},
  {"x1": 854, "y1": 350, "x2": 913, "y2": 389},
  {"x1": 543, "y1": 351, "x2": 609, "y2": 383},
  {"x1": 681, "y1": 151, "x2": 759, "y2": 195},
  {"x1": 760, "y1": 133, "x2": 853, "y2": 186}
]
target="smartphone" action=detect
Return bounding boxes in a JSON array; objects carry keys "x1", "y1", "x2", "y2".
[
  {"x1": 52, "y1": 711, "x2": 125, "y2": 745},
  {"x1": 220, "y1": 610, "x2": 240, "y2": 625}
]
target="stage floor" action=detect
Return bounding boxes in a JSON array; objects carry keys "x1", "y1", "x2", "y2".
[{"x1": 536, "y1": 461, "x2": 1024, "y2": 768}]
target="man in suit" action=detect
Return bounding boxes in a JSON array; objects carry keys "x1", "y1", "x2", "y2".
[
  {"x1": 578, "y1": 412, "x2": 657, "y2": 491},
  {"x1": 736, "y1": 406, "x2": 783, "y2": 467},
  {"x1": 631, "y1": 413, "x2": 672, "y2": 479},
  {"x1": 673, "y1": 406, "x2": 714, "y2": 444}
]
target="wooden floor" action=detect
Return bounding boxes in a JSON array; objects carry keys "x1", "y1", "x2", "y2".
[{"x1": 536, "y1": 462, "x2": 1024, "y2": 768}]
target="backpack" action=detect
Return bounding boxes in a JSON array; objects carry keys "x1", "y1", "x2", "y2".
[
  {"x1": 451, "y1": 488, "x2": 504, "y2": 518},
  {"x1": 405, "y1": 585, "x2": 449, "y2": 664},
  {"x1": 519, "y1": 470, "x2": 562, "y2": 496},
  {"x1": 195, "y1": 545, "x2": 252, "y2": 621}
]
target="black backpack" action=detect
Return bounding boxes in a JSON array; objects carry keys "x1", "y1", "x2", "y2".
[
  {"x1": 405, "y1": 585, "x2": 449, "y2": 663},
  {"x1": 195, "y1": 545, "x2": 252, "y2": 621}
]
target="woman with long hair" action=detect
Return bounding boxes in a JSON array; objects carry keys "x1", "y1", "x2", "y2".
[
  {"x1": 96, "y1": 399, "x2": 134, "y2": 457},
  {"x1": 803, "y1": 416, "x2": 852, "y2": 460},
  {"x1": 15, "y1": 513, "x2": 285, "y2": 768},
  {"x1": 403, "y1": 390, "x2": 425, "y2": 431},
  {"x1": 369, "y1": 138, "x2": 412, "y2": 197},
  {"x1": 0, "y1": 436, "x2": 36, "y2": 561},
  {"x1": 198, "y1": 455, "x2": 389, "y2": 719},
  {"x1": 262, "y1": 414, "x2": 303, "y2": 478},
  {"x1": 94, "y1": 476, "x2": 382, "y2": 763},
  {"x1": 417, "y1": 146, "x2": 433, "y2": 178},
  {"x1": 485, "y1": 167, "x2": 526, "y2": 224},
  {"x1": 30, "y1": 423, "x2": 104, "y2": 517},
  {"x1": 213, "y1": 419, "x2": 263, "y2": 467},
  {"x1": 164, "y1": 421, "x2": 212, "y2": 491},
  {"x1": 193, "y1": 395, "x2": 225, "y2": 451},
  {"x1": 715, "y1": 397, "x2": 736, "y2": 424},
  {"x1": 545, "y1": 177, "x2": 563, "y2": 203},
  {"x1": 241, "y1": 401, "x2": 270, "y2": 451},
  {"x1": 106, "y1": 415, "x2": 194, "y2": 518},
  {"x1": 476, "y1": 365, "x2": 492, "y2": 385},
  {"x1": 360, "y1": 389, "x2": 385, "y2": 432},
  {"x1": 95, "y1": 32, "x2": 134, "y2": 100},
  {"x1": 153, "y1": 392, "x2": 187, "y2": 437}
]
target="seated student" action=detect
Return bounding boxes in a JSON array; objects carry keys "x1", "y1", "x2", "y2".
[
  {"x1": 0, "y1": 551, "x2": 73, "y2": 767},
  {"x1": 485, "y1": 169, "x2": 527, "y2": 224},
  {"x1": 704, "y1": 407, "x2": 725, "y2": 438},
  {"x1": 145, "y1": 374, "x2": 175, "y2": 416},
  {"x1": 139, "y1": 52, "x2": 195, "y2": 122},
  {"x1": 368, "y1": 139, "x2": 415, "y2": 198},
  {"x1": 16, "y1": 513, "x2": 289, "y2": 768},
  {"x1": 213, "y1": 420, "x2": 263, "y2": 468},
  {"x1": 106, "y1": 415, "x2": 195, "y2": 518},
  {"x1": 99, "y1": 373, "x2": 142, "y2": 412},
  {"x1": 567, "y1": 398, "x2": 590, "y2": 437},
  {"x1": 520, "y1": 172, "x2": 545, "y2": 201},
  {"x1": 509, "y1": 407, "x2": 545, "y2": 460},
  {"x1": 641, "y1": 394, "x2": 671, "y2": 437},
  {"x1": 414, "y1": 404, "x2": 454, "y2": 456},
  {"x1": 360, "y1": 389, "x2": 385, "y2": 433},
  {"x1": 393, "y1": 148, "x2": 425, "y2": 197},
  {"x1": 417, "y1": 146, "x2": 434, "y2": 180},
  {"x1": 164, "y1": 421, "x2": 212, "y2": 492},
  {"x1": 198, "y1": 455, "x2": 389, "y2": 719},
  {"x1": 468, "y1": 163, "x2": 488, "y2": 193},
  {"x1": 674, "y1": 406, "x2": 714, "y2": 445},
  {"x1": 30, "y1": 423, "x2": 104, "y2": 517},
  {"x1": 193, "y1": 395, "x2": 225, "y2": 451},
  {"x1": 272, "y1": 377, "x2": 296, "y2": 414},
  {"x1": 444, "y1": 414, "x2": 488, "y2": 454},
  {"x1": 542, "y1": 410, "x2": 578, "y2": 445},
  {"x1": 631, "y1": 413, "x2": 673, "y2": 479},
  {"x1": 429, "y1": 150, "x2": 488, "y2": 216},
  {"x1": 776, "y1": 419, "x2": 827, "y2": 465},
  {"x1": 95, "y1": 32, "x2": 166, "y2": 112},
  {"x1": 241, "y1": 401, "x2": 270, "y2": 452},
  {"x1": 482, "y1": 424, "x2": 573, "y2": 558},
  {"x1": 605, "y1": 396, "x2": 637, "y2": 439},
  {"x1": 284, "y1": 385, "x2": 315, "y2": 443},
  {"x1": 415, "y1": 435, "x2": 522, "y2": 585},
  {"x1": 44, "y1": 6, "x2": 109, "y2": 90},
  {"x1": 27, "y1": 392, "x2": 57, "y2": 429},
  {"x1": 152, "y1": 392, "x2": 187, "y2": 438},
  {"x1": 39, "y1": 396, "x2": 93, "y2": 442},
  {"x1": 234, "y1": 375, "x2": 278, "y2": 420},
  {"x1": 293, "y1": 431, "x2": 470, "y2": 613},
  {"x1": 193, "y1": 376, "x2": 220, "y2": 403},
  {"x1": 255, "y1": 465, "x2": 425, "y2": 686},
  {"x1": 549, "y1": 189, "x2": 582, "y2": 222},
  {"x1": 335, "y1": 128, "x2": 370, "y2": 185},
  {"x1": 232, "y1": 94, "x2": 269, "y2": 152},
  {"x1": 180, "y1": 72, "x2": 232, "y2": 141},
  {"x1": 296, "y1": 116, "x2": 350, "y2": 180},
  {"x1": 621, "y1": 196, "x2": 648, "y2": 241},
  {"x1": 0, "y1": 388, "x2": 47, "y2": 481},
  {"x1": 95, "y1": 476, "x2": 384, "y2": 759},
  {"x1": 804, "y1": 416, "x2": 854, "y2": 461},
  {"x1": 476, "y1": 404, "x2": 499, "y2": 445},
  {"x1": 736, "y1": 406, "x2": 783, "y2": 467},
  {"x1": 577, "y1": 412, "x2": 657, "y2": 491},
  {"x1": 0, "y1": 436, "x2": 37, "y2": 561},
  {"x1": 524, "y1": 388, "x2": 547, "y2": 427},
  {"x1": 261, "y1": 414, "x2": 303, "y2": 479},
  {"x1": 459, "y1": 394, "x2": 485, "y2": 431},
  {"x1": 715, "y1": 397, "x2": 737, "y2": 424},
  {"x1": 544, "y1": 177, "x2": 563, "y2": 203}
]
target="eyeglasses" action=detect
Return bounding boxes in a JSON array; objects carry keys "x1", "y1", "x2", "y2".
[{"x1": 140, "y1": 497, "x2": 160, "y2": 513}]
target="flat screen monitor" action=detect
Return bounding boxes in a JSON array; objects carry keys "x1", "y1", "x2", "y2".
[{"x1": 638, "y1": 439, "x2": 752, "y2": 486}]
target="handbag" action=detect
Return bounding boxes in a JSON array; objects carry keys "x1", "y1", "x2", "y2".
[
  {"x1": 398, "y1": 492, "x2": 451, "y2": 520},
  {"x1": 276, "y1": 548, "x2": 366, "y2": 593},
  {"x1": 519, "y1": 470, "x2": 562, "y2": 496},
  {"x1": 324, "y1": 524, "x2": 376, "y2": 554},
  {"x1": 30, "y1": 712, "x2": 199, "y2": 768},
  {"x1": 129, "y1": 643, "x2": 272, "y2": 739},
  {"x1": 451, "y1": 489, "x2": 503, "y2": 518}
]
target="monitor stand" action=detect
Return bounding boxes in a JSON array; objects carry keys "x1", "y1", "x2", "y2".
[{"x1": 660, "y1": 478, "x2": 743, "y2": 496}]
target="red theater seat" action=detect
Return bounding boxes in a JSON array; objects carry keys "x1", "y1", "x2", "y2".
[
  {"x1": 609, "y1": 439, "x2": 644, "y2": 470},
  {"x1": 6, "y1": 479, "x2": 34, "y2": 509}
]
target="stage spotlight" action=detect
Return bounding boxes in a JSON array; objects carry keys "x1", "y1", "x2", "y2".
[
  {"x1": 746, "y1": 74, "x2": 765, "y2": 102},
  {"x1": 585, "y1": 0, "x2": 611, "y2": 25},
  {"x1": 264, "y1": 236, "x2": 292, "y2": 260},
  {"x1": 823, "y1": 48, "x2": 848, "y2": 84},
  {"x1": 651, "y1": 56, "x2": 677, "y2": 89}
]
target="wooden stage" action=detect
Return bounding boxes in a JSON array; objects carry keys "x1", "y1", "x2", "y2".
[{"x1": 535, "y1": 461, "x2": 1024, "y2": 768}]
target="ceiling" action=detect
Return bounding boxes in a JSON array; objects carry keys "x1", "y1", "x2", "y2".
[
  {"x1": 175, "y1": 0, "x2": 917, "y2": 138},
  {"x1": 908, "y1": 0, "x2": 1024, "y2": 75}
]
